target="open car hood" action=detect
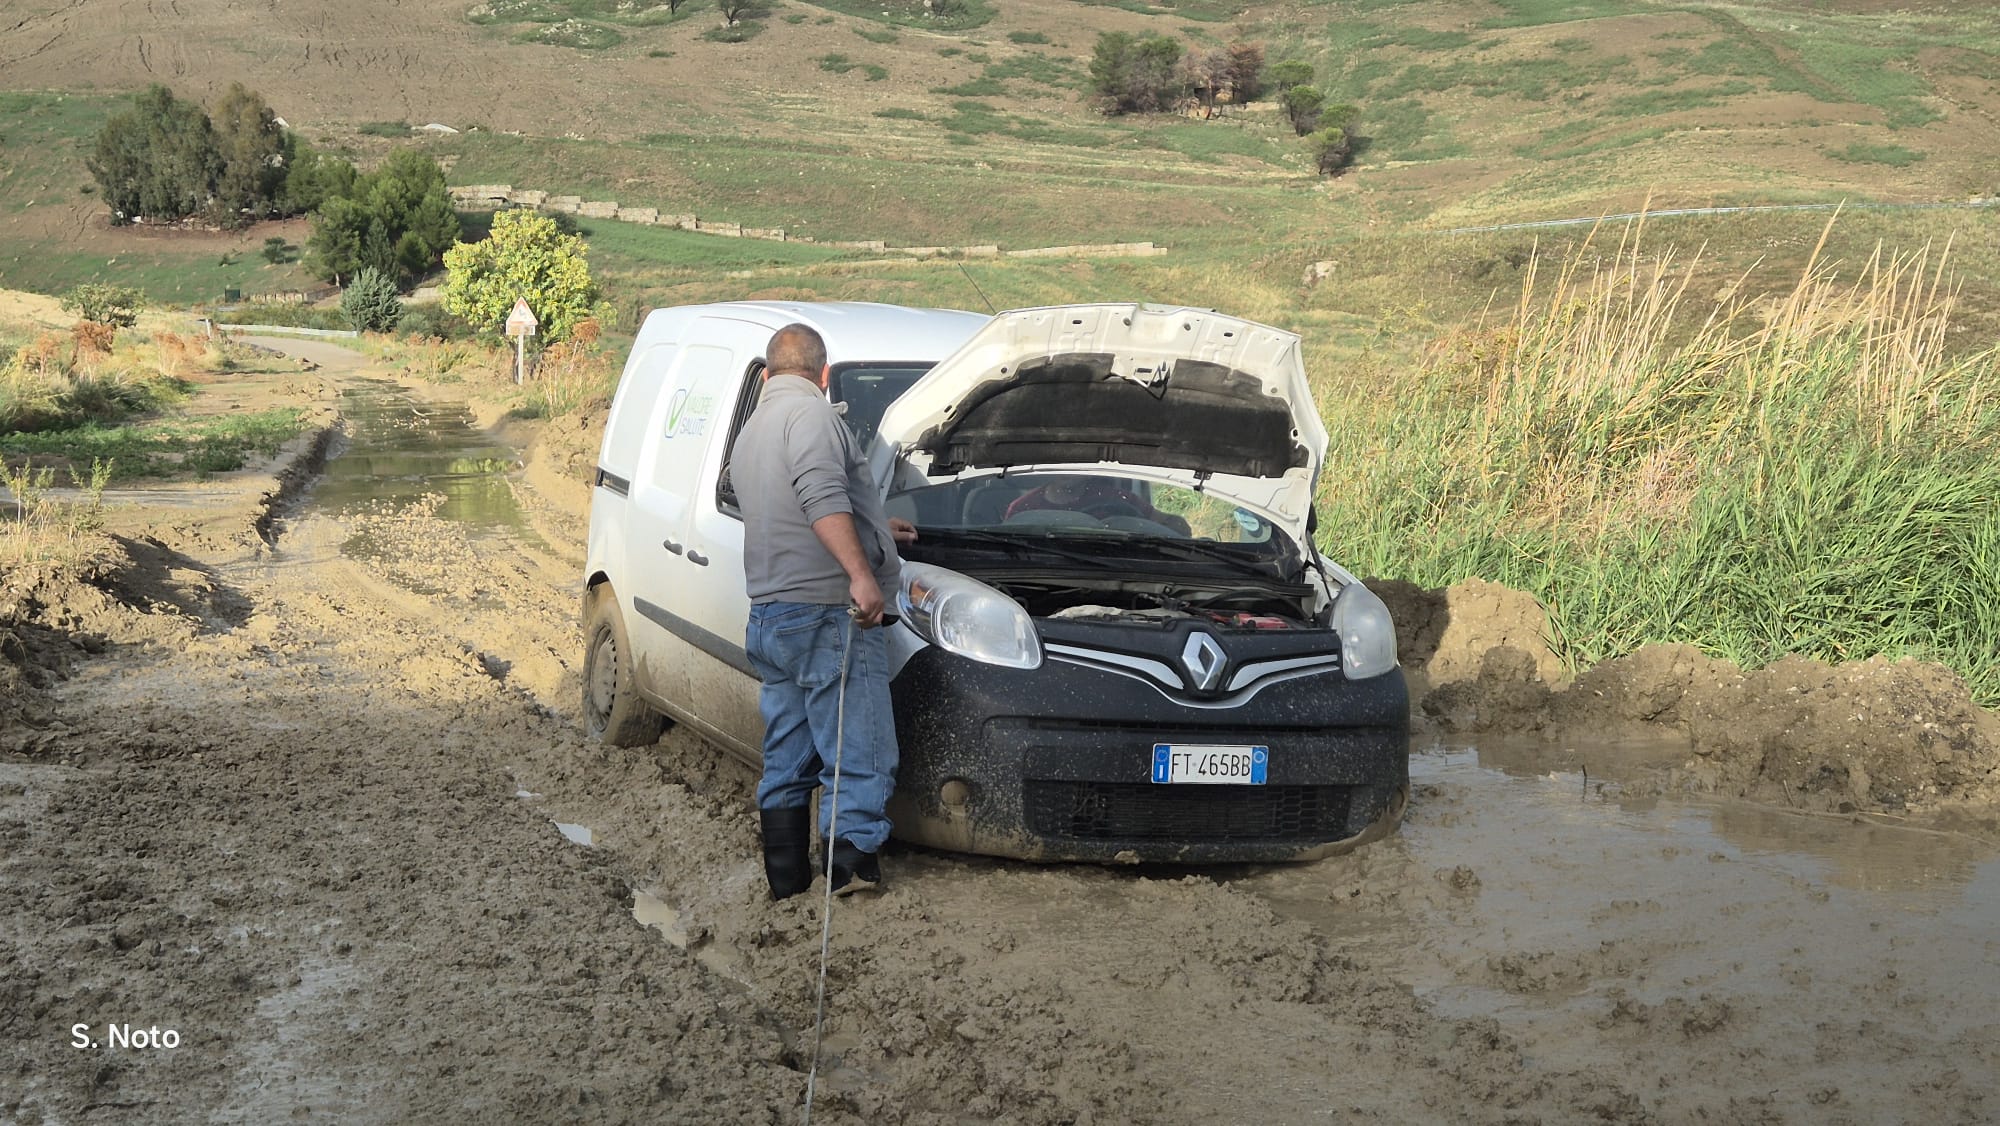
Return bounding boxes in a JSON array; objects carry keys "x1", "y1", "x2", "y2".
[{"x1": 873, "y1": 303, "x2": 1328, "y2": 540}]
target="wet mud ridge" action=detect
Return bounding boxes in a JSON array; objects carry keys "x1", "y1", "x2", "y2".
[{"x1": 6, "y1": 348, "x2": 2000, "y2": 1123}]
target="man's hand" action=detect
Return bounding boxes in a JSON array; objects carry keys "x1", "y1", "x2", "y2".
[
  {"x1": 888, "y1": 517, "x2": 918, "y2": 546},
  {"x1": 849, "y1": 574, "x2": 886, "y2": 628}
]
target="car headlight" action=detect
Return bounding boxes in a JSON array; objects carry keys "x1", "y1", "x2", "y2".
[
  {"x1": 898, "y1": 562, "x2": 1042, "y2": 670},
  {"x1": 1331, "y1": 581, "x2": 1397, "y2": 680}
]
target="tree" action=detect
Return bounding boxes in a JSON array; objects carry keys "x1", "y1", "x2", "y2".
[
  {"x1": 1266, "y1": 59, "x2": 1314, "y2": 92},
  {"x1": 340, "y1": 268, "x2": 403, "y2": 333},
  {"x1": 1280, "y1": 84, "x2": 1325, "y2": 135},
  {"x1": 59, "y1": 284, "x2": 143, "y2": 329},
  {"x1": 86, "y1": 85, "x2": 223, "y2": 223},
  {"x1": 277, "y1": 142, "x2": 359, "y2": 216},
  {"x1": 1181, "y1": 48, "x2": 1230, "y2": 116},
  {"x1": 211, "y1": 82, "x2": 286, "y2": 225},
  {"x1": 718, "y1": 0, "x2": 751, "y2": 23},
  {"x1": 1309, "y1": 126, "x2": 1353, "y2": 175},
  {"x1": 305, "y1": 148, "x2": 459, "y2": 286},
  {"x1": 441, "y1": 208, "x2": 608, "y2": 344},
  {"x1": 1224, "y1": 42, "x2": 1265, "y2": 103},
  {"x1": 1089, "y1": 32, "x2": 1188, "y2": 115}
]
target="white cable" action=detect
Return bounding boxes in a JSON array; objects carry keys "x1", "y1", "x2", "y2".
[{"x1": 802, "y1": 613, "x2": 854, "y2": 1126}]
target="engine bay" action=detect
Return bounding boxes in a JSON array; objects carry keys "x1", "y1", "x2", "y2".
[{"x1": 984, "y1": 576, "x2": 1324, "y2": 631}]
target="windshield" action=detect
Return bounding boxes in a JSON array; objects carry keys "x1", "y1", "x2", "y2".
[
  {"x1": 830, "y1": 363, "x2": 930, "y2": 449},
  {"x1": 889, "y1": 471, "x2": 1296, "y2": 561}
]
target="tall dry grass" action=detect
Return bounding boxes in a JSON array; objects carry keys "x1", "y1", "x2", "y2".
[
  {"x1": 1319, "y1": 213, "x2": 2000, "y2": 703},
  {"x1": 0, "y1": 457, "x2": 114, "y2": 569}
]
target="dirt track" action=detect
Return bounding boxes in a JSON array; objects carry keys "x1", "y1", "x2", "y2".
[{"x1": 5, "y1": 343, "x2": 2000, "y2": 1124}]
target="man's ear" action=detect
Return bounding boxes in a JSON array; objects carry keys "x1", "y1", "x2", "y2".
[{"x1": 817, "y1": 363, "x2": 832, "y2": 390}]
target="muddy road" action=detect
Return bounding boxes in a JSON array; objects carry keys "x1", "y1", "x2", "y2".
[{"x1": 5, "y1": 342, "x2": 1999, "y2": 1124}]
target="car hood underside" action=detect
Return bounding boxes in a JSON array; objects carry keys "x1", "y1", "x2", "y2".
[{"x1": 873, "y1": 303, "x2": 1329, "y2": 537}]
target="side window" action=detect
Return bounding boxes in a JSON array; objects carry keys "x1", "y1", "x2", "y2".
[{"x1": 715, "y1": 360, "x2": 766, "y2": 516}]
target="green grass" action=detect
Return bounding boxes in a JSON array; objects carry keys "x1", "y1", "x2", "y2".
[
  {"x1": 1, "y1": 407, "x2": 309, "y2": 479},
  {"x1": 1007, "y1": 30, "x2": 1049, "y2": 44},
  {"x1": 819, "y1": 54, "x2": 889, "y2": 80},
  {"x1": 1828, "y1": 142, "x2": 1926, "y2": 167},
  {"x1": 933, "y1": 77, "x2": 1006, "y2": 97},
  {"x1": 872, "y1": 107, "x2": 927, "y2": 121},
  {"x1": 358, "y1": 120, "x2": 412, "y2": 137},
  {"x1": 854, "y1": 25, "x2": 899, "y2": 43},
  {"x1": 798, "y1": 0, "x2": 993, "y2": 31}
]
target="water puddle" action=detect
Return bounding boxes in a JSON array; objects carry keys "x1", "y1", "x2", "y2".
[
  {"x1": 311, "y1": 380, "x2": 529, "y2": 536},
  {"x1": 1275, "y1": 743, "x2": 2000, "y2": 1040},
  {"x1": 630, "y1": 887, "x2": 757, "y2": 988}
]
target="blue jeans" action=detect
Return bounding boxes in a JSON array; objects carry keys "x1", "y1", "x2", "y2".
[{"x1": 744, "y1": 601, "x2": 899, "y2": 853}]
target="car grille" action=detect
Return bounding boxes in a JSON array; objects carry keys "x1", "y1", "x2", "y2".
[{"x1": 1023, "y1": 780, "x2": 1353, "y2": 843}]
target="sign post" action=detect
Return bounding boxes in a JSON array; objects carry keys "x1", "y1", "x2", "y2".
[{"x1": 504, "y1": 297, "x2": 539, "y2": 385}]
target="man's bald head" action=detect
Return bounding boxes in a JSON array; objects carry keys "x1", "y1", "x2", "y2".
[{"x1": 766, "y1": 324, "x2": 828, "y2": 385}]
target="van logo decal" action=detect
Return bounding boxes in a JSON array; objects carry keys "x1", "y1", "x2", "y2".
[
  {"x1": 1181, "y1": 632, "x2": 1226, "y2": 692},
  {"x1": 663, "y1": 389, "x2": 714, "y2": 439},
  {"x1": 664, "y1": 389, "x2": 689, "y2": 437}
]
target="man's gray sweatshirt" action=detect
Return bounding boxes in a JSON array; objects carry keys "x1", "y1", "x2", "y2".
[{"x1": 734, "y1": 374, "x2": 902, "y2": 606}]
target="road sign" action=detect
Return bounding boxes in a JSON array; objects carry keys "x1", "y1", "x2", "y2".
[{"x1": 505, "y1": 298, "x2": 538, "y2": 338}]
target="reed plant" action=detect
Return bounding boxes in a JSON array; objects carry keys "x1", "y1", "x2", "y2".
[{"x1": 1318, "y1": 214, "x2": 2000, "y2": 704}]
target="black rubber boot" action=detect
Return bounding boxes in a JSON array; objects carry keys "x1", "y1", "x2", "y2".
[
  {"x1": 829, "y1": 839, "x2": 882, "y2": 897},
  {"x1": 760, "y1": 807, "x2": 813, "y2": 901}
]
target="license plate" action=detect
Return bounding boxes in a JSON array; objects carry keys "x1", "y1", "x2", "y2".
[{"x1": 1151, "y1": 744, "x2": 1268, "y2": 785}]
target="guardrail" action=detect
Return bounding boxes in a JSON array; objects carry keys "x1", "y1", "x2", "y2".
[{"x1": 201, "y1": 320, "x2": 360, "y2": 340}]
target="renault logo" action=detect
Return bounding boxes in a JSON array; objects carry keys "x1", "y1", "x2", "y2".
[{"x1": 1181, "y1": 631, "x2": 1227, "y2": 692}]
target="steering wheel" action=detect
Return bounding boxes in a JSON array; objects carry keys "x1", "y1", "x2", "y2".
[{"x1": 1081, "y1": 499, "x2": 1142, "y2": 520}]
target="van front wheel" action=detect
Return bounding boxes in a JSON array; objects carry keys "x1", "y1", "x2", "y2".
[{"x1": 583, "y1": 585, "x2": 667, "y2": 746}]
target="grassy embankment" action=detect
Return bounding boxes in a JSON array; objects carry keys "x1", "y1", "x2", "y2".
[
  {"x1": 1, "y1": 309, "x2": 310, "y2": 566},
  {"x1": 1316, "y1": 217, "x2": 2000, "y2": 705}
]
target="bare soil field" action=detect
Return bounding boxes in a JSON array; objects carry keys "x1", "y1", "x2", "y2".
[{"x1": 5, "y1": 342, "x2": 1999, "y2": 1123}]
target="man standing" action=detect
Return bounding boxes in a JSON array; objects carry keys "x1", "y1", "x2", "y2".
[{"x1": 734, "y1": 323, "x2": 914, "y2": 900}]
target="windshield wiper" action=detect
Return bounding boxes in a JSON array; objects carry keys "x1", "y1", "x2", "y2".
[
  {"x1": 913, "y1": 526, "x2": 1123, "y2": 570},
  {"x1": 1079, "y1": 532, "x2": 1300, "y2": 581}
]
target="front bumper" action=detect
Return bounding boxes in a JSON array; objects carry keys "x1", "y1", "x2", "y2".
[{"x1": 885, "y1": 645, "x2": 1410, "y2": 863}]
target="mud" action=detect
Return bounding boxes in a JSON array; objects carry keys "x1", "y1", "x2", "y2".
[{"x1": 5, "y1": 341, "x2": 2000, "y2": 1123}]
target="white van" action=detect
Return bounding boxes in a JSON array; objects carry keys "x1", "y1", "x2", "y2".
[{"x1": 583, "y1": 301, "x2": 1409, "y2": 863}]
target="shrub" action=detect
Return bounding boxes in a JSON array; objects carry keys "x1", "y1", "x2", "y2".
[
  {"x1": 60, "y1": 284, "x2": 143, "y2": 329},
  {"x1": 1089, "y1": 31, "x2": 1188, "y2": 114},
  {"x1": 1309, "y1": 126, "x2": 1352, "y2": 174},
  {"x1": 341, "y1": 268, "x2": 404, "y2": 333},
  {"x1": 1280, "y1": 84, "x2": 1324, "y2": 134}
]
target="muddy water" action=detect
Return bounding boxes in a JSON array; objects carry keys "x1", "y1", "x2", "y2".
[
  {"x1": 1231, "y1": 742, "x2": 2000, "y2": 1121},
  {"x1": 312, "y1": 379, "x2": 530, "y2": 539}
]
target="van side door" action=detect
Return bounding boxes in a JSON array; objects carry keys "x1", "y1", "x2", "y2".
[
  {"x1": 623, "y1": 338, "x2": 738, "y2": 720},
  {"x1": 670, "y1": 319, "x2": 774, "y2": 753}
]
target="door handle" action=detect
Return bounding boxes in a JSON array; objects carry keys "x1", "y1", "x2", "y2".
[
  {"x1": 685, "y1": 549, "x2": 709, "y2": 567},
  {"x1": 663, "y1": 539, "x2": 683, "y2": 555}
]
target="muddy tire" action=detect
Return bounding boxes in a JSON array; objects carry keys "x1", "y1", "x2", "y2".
[{"x1": 583, "y1": 584, "x2": 666, "y2": 746}]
